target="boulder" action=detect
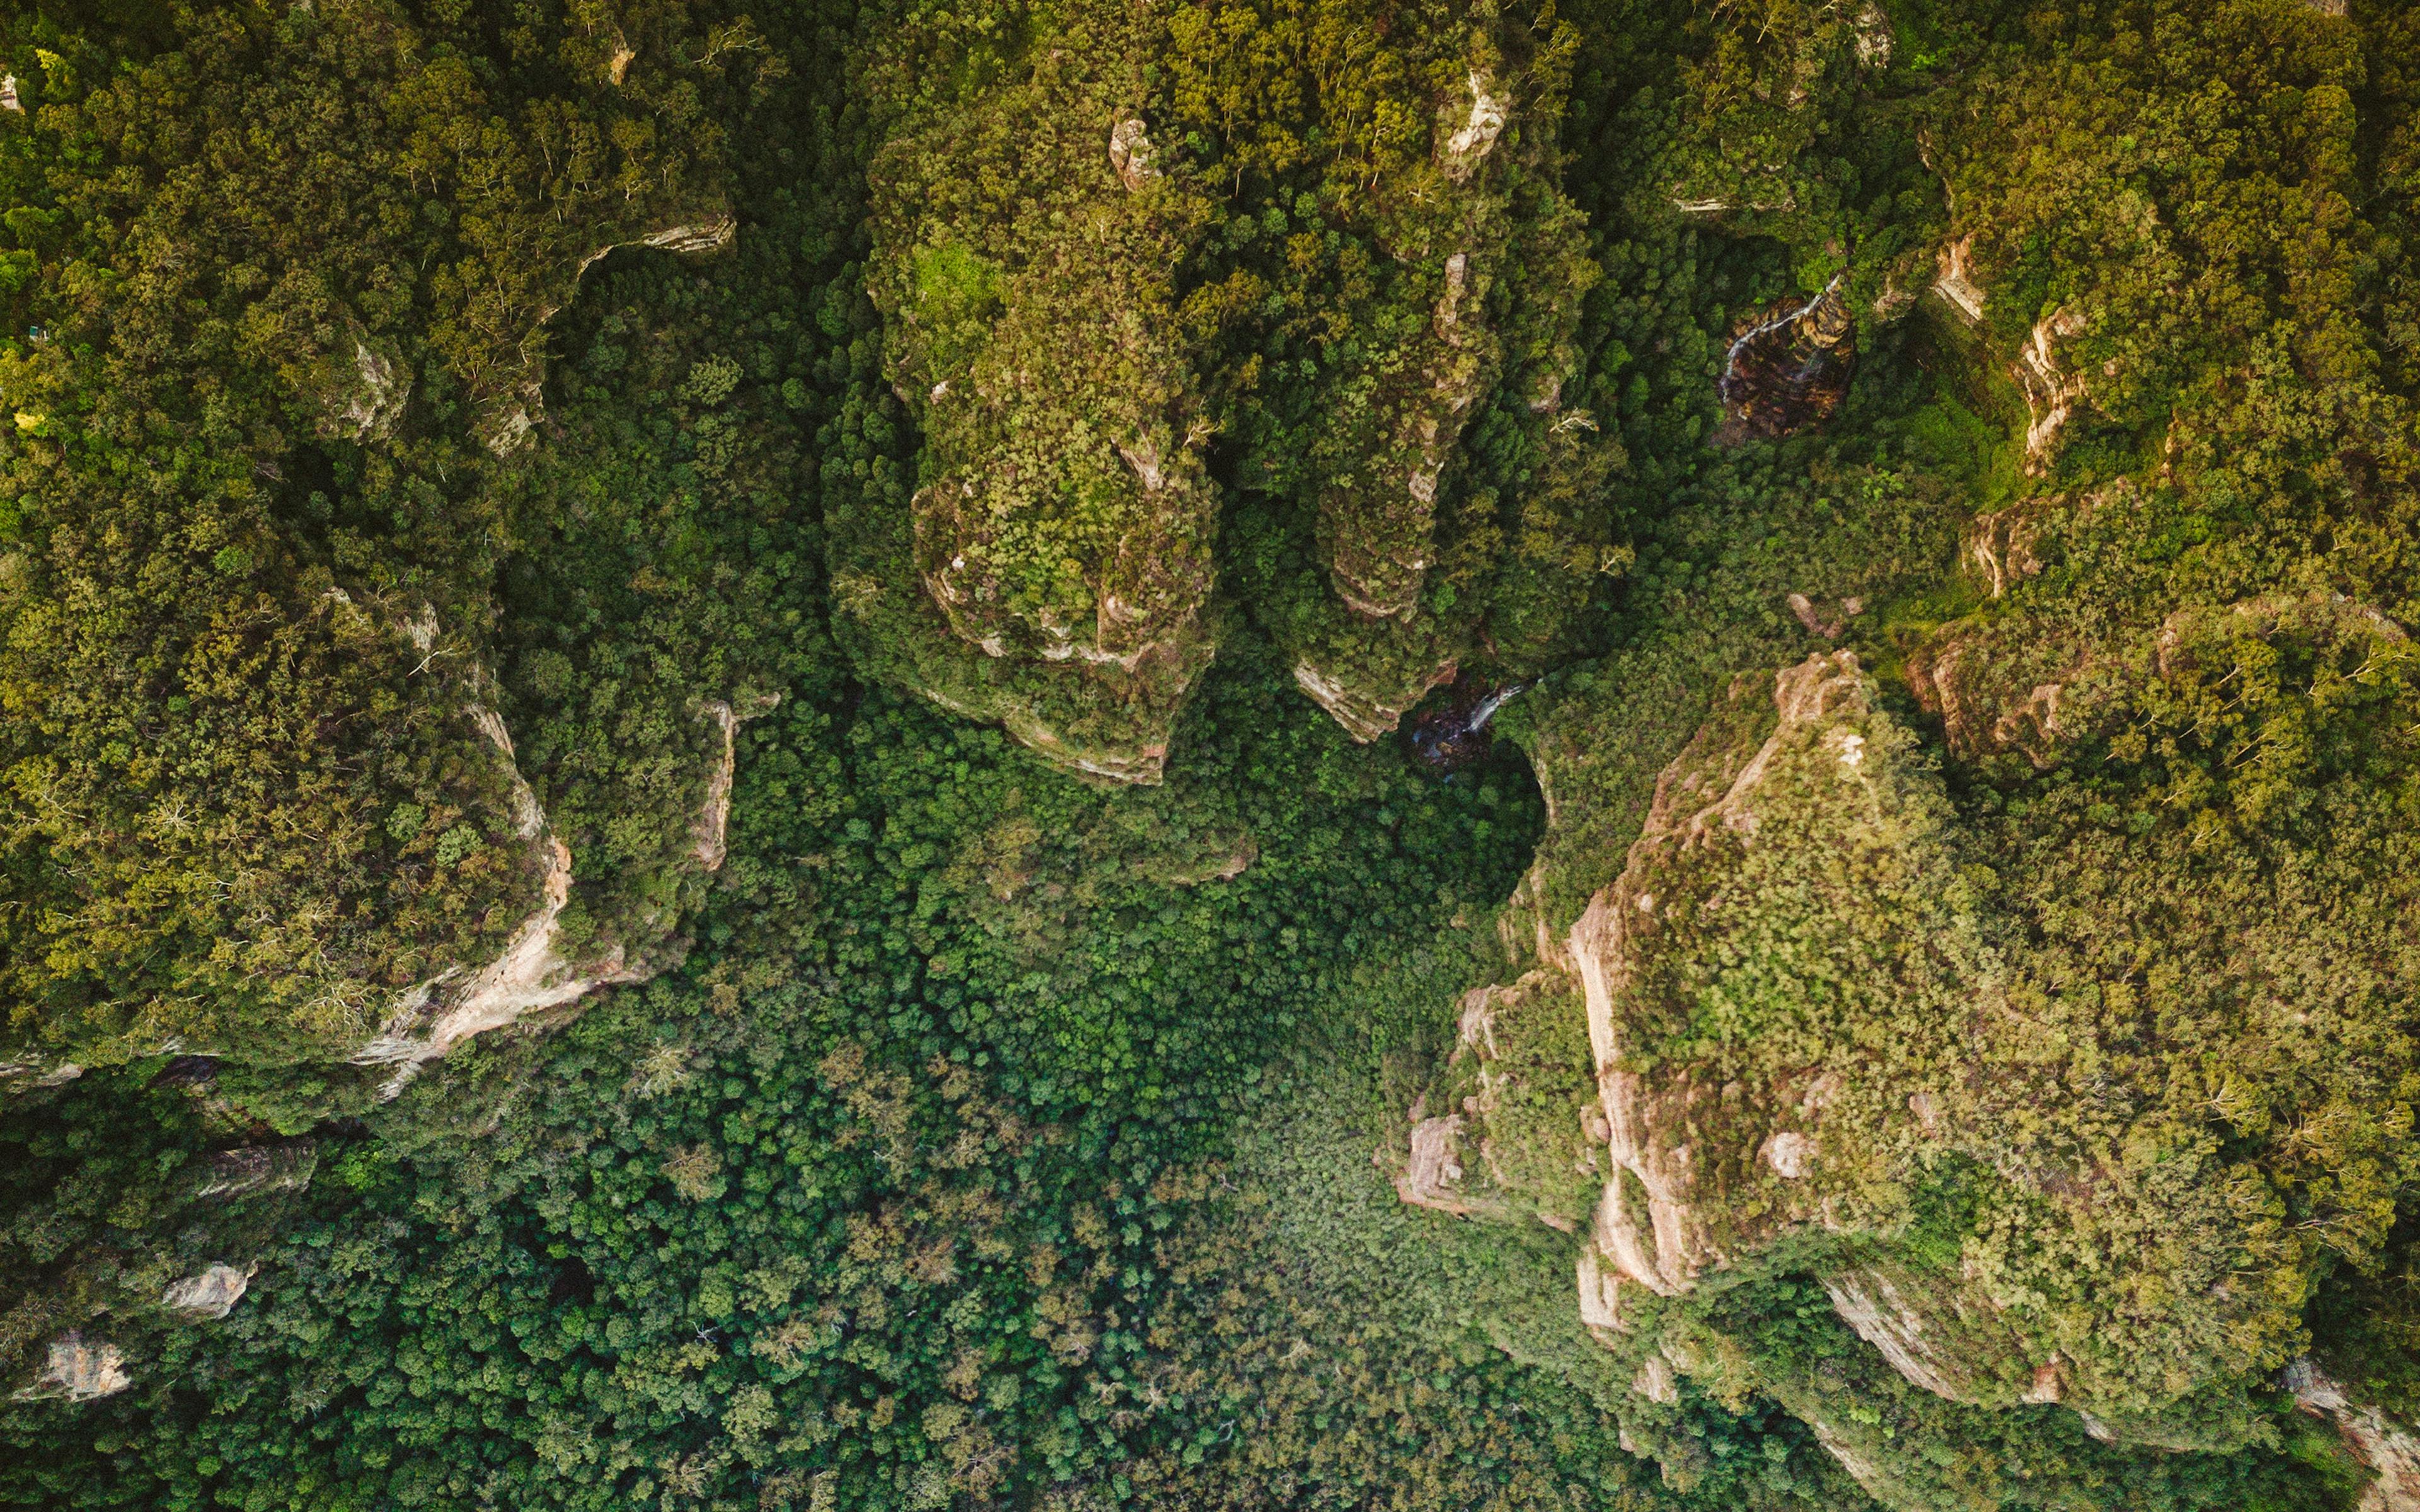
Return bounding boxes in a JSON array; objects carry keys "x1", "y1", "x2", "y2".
[
  {"x1": 162, "y1": 1263, "x2": 255, "y2": 1320},
  {"x1": 18, "y1": 1336, "x2": 130, "y2": 1402}
]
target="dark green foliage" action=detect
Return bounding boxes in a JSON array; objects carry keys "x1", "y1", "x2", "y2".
[{"x1": 2, "y1": 0, "x2": 2419, "y2": 1509}]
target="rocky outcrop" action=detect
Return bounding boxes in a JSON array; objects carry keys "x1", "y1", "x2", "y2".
[
  {"x1": 693, "y1": 694, "x2": 780, "y2": 871},
  {"x1": 0, "y1": 76, "x2": 19, "y2": 113},
  {"x1": 333, "y1": 338, "x2": 408, "y2": 440},
  {"x1": 17, "y1": 1336, "x2": 130, "y2": 1402},
  {"x1": 481, "y1": 214, "x2": 739, "y2": 456},
  {"x1": 346, "y1": 627, "x2": 765, "y2": 1082},
  {"x1": 857, "y1": 24, "x2": 1219, "y2": 785},
  {"x1": 190, "y1": 1141, "x2": 318, "y2": 1199},
  {"x1": 1293, "y1": 658, "x2": 1456, "y2": 744},
  {"x1": 1438, "y1": 71, "x2": 1507, "y2": 181},
  {"x1": 352, "y1": 702, "x2": 651, "y2": 1085},
  {"x1": 0, "y1": 1058, "x2": 86, "y2": 1087},
  {"x1": 2015, "y1": 307, "x2": 2089, "y2": 472},
  {"x1": 1932, "y1": 236, "x2": 1986, "y2": 325},
  {"x1": 1317, "y1": 246, "x2": 1489, "y2": 622},
  {"x1": 1786, "y1": 592, "x2": 1862, "y2": 639},
  {"x1": 163, "y1": 1263, "x2": 254, "y2": 1320},
  {"x1": 1821, "y1": 1262, "x2": 2043, "y2": 1407},
  {"x1": 1851, "y1": 2, "x2": 1893, "y2": 66},
  {"x1": 1904, "y1": 617, "x2": 2087, "y2": 767},
  {"x1": 1561, "y1": 656, "x2": 1898, "y2": 1302},
  {"x1": 1394, "y1": 971, "x2": 1600, "y2": 1225},
  {"x1": 1396, "y1": 1112, "x2": 1484, "y2": 1216},
  {"x1": 1107, "y1": 117, "x2": 1158, "y2": 191},
  {"x1": 1402, "y1": 575, "x2": 2420, "y2": 1504},
  {"x1": 1928, "y1": 235, "x2": 2097, "y2": 471},
  {"x1": 1962, "y1": 504, "x2": 2048, "y2": 598},
  {"x1": 2288, "y1": 1360, "x2": 2420, "y2": 1512}
]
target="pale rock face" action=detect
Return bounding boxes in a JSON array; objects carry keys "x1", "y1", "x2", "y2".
[
  {"x1": 1852, "y1": 3, "x2": 1893, "y2": 67},
  {"x1": 478, "y1": 382, "x2": 545, "y2": 457},
  {"x1": 20, "y1": 1336, "x2": 130, "y2": 1402},
  {"x1": 355, "y1": 662, "x2": 759, "y2": 1082},
  {"x1": 1439, "y1": 71, "x2": 1507, "y2": 180},
  {"x1": 0, "y1": 76, "x2": 19, "y2": 113},
  {"x1": 1964, "y1": 504, "x2": 2048, "y2": 598},
  {"x1": 999, "y1": 707, "x2": 1173, "y2": 784},
  {"x1": 1561, "y1": 656, "x2": 1882, "y2": 1292},
  {"x1": 1761, "y1": 1130, "x2": 1814, "y2": 1178},
  {"x1": 1291, "y1": 658, "x2": 1456, "y2": 743},
  {"x1": 2015, "y1": 307, "x2": 2089, "y2": 472},
  {"x1": 693, "y1": 694, "x2": 781, "y2": 871},
  {"x1": 354, "y1": 704, "x2": 647, "y2": 1084},
  {"x1": 1108, "y1": 117, "x2": 1158, "y2": 192},
  {"x1": 1786, "y1": 592, "x2": 1864, "y2": 640},
  {"x1": 1576, "y1": 1242, "x2": 1626, "y2": 1332},
  {"x1": 1929, "y1": 232, "x2": 2094, "y2": 471},
  {"x1": 1824, "y1": 1267, "x2": 1985, "y2": 1403},
  {"x1": 637, "y1": 217, "x2": 740, "y2": 258},
  {"x1": 163, "y1": 1263, "x2": 254, "y2": 1320},
  {"x1": 2287, "y1": 1360, "x2": 2420, "y2": 1512},
  {"x1": 324, "y1": 337, "x2": 409, "y2": 442},
  {"x1": 1932, "y1": 236, "x2": 1986, "y2": 324},
  {"x1": 1397, "y1": 1114, "x2": 1482, "y2": 1215}
]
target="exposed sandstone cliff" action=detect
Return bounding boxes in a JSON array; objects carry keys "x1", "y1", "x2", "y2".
[
  {"x1": 16, "y1": 1336, "x2": 129, "y2": 1403},
  {"x1": 352, "y1": 693, "x2": 703, "y2": 1087},
  {"x1": 1281, "y1": 27, "x2": 1610, "y2": 744},
  {"x1": 348, "y1": 611, "x2": 768, "y2": 1082},
  {"x1": 855, "y1": 18, "x2": 1218, "y2": 784},
  {"x1": 162, "y1": 1263, "x2": 255, "y2": 1320},
  {"x1": 1293, "y1": 658, "x2": 1458, "y2": 745},
  {"x1": 2290, "y1": 1360, "x2": 2420, "y2": 1512},
  {"x1": 1397, "y1": 629, "x2": 2420, "y2": 1494},
  {"x1": 478, "y1": 213, "x2": 739, "y2": 456}
]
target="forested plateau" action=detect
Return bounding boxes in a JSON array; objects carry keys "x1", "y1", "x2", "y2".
[{"x1": 4, "y1": 0, "x2": 2420, "y2": 1509}]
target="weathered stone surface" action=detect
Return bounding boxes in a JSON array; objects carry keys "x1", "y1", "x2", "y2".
[
  {"x1": 1438, "y1": 71, "x2": 1506, "y2": 180},
  {"x1": 1107, "y1": 117, "x2": 1157, "y2": 191},
  {"x1": 2015, "y1": 307, "x2": 2089, "y2": 472},
  {"x1": 1904, "y1": 620, "x2": 2085, "y2": 767},
  {"x1": 317, "y1": 329, "x2": 410, "y2": 443},
  {"x1": 1292, "y1": 658, "x2": 1456, "y2": 744},
  {"x1": 2288, "y1": 1360, "x2": 2420, "y2": 1512},
  {"x1": 163, "y1": 1263, "x2": 254, "y2": 1320},
  {"x1": 190, "y1": 1141, "x2": 317, "y2": 1199},
  {"x1": 352, "y1": 633, "x2": 759, "y2": 1081},
  {"x1": 1933, "y1": 236, "x2": 1986, "y2": 324},
  {"x1": 693, "y1": 694, "x2": 781, "y2": 871},
  {"x1": 19, "y1": 1336, "x2": 130, "y2": 1402}
]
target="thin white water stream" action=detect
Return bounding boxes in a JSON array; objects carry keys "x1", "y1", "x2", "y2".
[{"x1": 1719, "y1": 272, "x2": 1846, "y2": 396}]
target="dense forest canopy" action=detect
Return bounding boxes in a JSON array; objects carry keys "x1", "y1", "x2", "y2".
[{"x1": 3, "y1": 0, "x2": 2420, "y2": 1509}]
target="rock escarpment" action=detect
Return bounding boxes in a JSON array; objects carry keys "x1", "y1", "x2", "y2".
[
  {"x1": 1275, "y1": 28, "x2": 1616, "y2": 745},
  {"x1": 848, "y1": 4, "x2": 1623, "y2": 774},
  {"x1": 353, "y1": 663, "x2": 773, "y2": 1089},
  {"x1": 846, "y1": 4, "x2": 1217, "y2": 784},
  {"x1": 2290, "y1": 1361, "x2": 2420, "y2": 1512},
  {"x1": 1395, "y1": 605, "x2": 2420, "y2": 1504}
]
